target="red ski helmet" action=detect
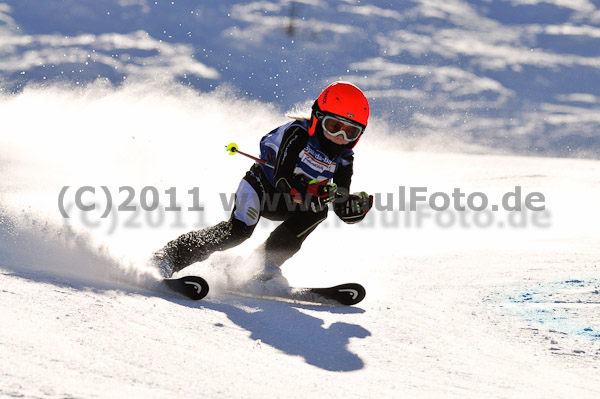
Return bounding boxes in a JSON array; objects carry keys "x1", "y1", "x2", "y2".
[{"x1": 308, "y1": 81, "x2": 369, "y2": 146}]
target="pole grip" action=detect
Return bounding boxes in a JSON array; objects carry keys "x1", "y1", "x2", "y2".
[{"x1": 225, "y1": 142, "x2": 274, "y2": 169}]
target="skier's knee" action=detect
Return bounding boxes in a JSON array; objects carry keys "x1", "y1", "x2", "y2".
[{"x1": 230, "y1": 217, "x2": 255, "y2": 242}]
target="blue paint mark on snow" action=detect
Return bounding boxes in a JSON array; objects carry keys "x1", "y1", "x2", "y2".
[{"x1": 486, "y1": 278, "x2": 600, "y2": 342}]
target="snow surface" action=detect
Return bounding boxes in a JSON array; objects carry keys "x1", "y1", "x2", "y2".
[
  {"x1": 1, "y1": 82, "x2": 599, "y2": 398},
  {"x1": 1, "y1": 1, "x2": 600, "y2": 398}
]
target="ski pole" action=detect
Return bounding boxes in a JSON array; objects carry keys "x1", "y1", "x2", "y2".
[{"x1": 225, "y1": 143, "x2": 275, "y2": 169}]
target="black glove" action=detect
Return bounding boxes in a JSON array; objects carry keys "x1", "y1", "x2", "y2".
[{"x1": 334, "y1": 191, "x2": 373, "y2": 224}]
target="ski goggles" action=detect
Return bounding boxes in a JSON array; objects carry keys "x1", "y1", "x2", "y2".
[{"x1": 319, "y1": 113, "x2": 364, "y2": 142}]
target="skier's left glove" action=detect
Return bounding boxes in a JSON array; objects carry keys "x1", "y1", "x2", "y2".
[{"x1": 334, "y1": 191, "x2": 373, "y2": 224}]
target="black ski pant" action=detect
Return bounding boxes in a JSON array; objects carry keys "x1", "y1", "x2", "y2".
[{"x1": 163, "y1": 165, "x2": 328, "y2": 273}]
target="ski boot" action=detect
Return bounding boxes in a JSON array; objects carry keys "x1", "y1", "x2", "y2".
[{"x1": 256, "y1": 260, "x2": 289, "y2": 287}]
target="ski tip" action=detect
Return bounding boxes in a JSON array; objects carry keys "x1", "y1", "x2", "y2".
[
  {"x1": 164, "y1": 275, "x2": 210, "y2": 300},
  {"x1": 310, "y1": 283, "x2": 366, "y2": 306}
]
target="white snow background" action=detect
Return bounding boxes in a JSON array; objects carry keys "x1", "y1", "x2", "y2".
[{"x1": 1, "y1": 1, "x2": 599, "y2": 398}]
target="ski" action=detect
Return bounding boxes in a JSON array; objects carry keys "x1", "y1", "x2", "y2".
[
  {"x1": 307, "y1": 283, "x2": 366, "y2": 306},
  {"x1": 226, "y1": 282, "x2": 366, "y2": 306},
  {"x1": 163, "y1": 275, "x2": 210, "y2": 300},
  {"x1": 161, "y1": 275, "x2": 364, "y2": 306}
]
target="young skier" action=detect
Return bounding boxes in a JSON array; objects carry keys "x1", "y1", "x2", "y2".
[{"x1": 151, "y1": 81, "x2": 374, "y2": 282}]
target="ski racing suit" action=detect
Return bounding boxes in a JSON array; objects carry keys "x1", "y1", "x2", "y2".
[{"x1": 161, "y1": 118, "x2": 362, "y2": 274}]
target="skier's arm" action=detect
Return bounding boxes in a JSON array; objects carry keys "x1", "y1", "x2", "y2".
[
  {"x1": 273, "y1": 127, "x2": 335, "y2": 212},
  {"x1": 273, "y1": 126, "x2": 309, "y2": 194},
  {"x1": 333, "y1": 153, "x2": 354, "y2": 192},
  {"x1": 333, "y1": 154, "x2": 373, "y2": 224}
]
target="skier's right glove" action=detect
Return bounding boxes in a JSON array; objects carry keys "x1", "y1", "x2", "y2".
[
  {"x1": 290, "y1": 180, "x2": 337, "y2": 213},
  {"x1": 334, "y1": 191, "x2": 373, "y2": 224}
]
